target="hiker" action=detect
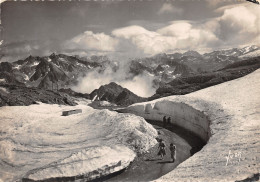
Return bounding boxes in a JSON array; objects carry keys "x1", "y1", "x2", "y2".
[
  {"x1": 163, "y1": 116, "x2": 167, "y2": 127},
  {"x1": 167, "y1": 117, "x2": 171, "y2": 127},
  {"x1": 170, "y1": 143, "x2": 176, "y2": 162},
  {"x1": 157, "y1": 139, "x2": 166, "y2": 160}
]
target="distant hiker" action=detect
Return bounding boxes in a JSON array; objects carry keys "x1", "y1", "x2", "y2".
[
  {"x1": 167, "y1": 117, "x2": 171, "y2": 127},
  {"x1": 163, "y1": 116, "x2": 167, "y2": 127},
  {"x1": 157, "y1": 139, "x2": 166, "y2": 160},
  {"x1": 170, "y1": 143, "x2": 176, "y2": 163}
]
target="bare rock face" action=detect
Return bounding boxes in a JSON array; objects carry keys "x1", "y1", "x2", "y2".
[
  {"x1": 0, "y1": 84, "x2": 77, "y2": 107},
  {"x1": 123, "y1": 69, "x2": 260, "y2": 181}
]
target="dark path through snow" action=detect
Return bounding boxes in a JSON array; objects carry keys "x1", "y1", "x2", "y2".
[{"x1": 93, "y1": 120, "x2": 205, "y2": 182}]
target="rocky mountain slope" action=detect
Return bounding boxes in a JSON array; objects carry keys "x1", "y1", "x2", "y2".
[
  {"x1": 150, "y1": 56, "x2": 260, "y2": 100},
  {"x1": 89, "y1": 82, "x2": 147, "y2": 106},
  {"x1": 129, "y1": 45, "x2": 259, "y2": 85},
  {"x1": 0, "y1": 54, "x2": 110, "y2": 90},
  {"x1": 2, "y1": 55, "x2": 258, "y2": 108},
  {"x1": 1, "y1": 45, "x2": 258, "y2": 93},
  {"x1": 0, "y1": 45, "x2": 259, "y2": 108},
  {"x1": 0, "y1": 84, "x2": 76, "y2": 106}
]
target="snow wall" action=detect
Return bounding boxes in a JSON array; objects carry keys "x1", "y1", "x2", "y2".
[{"x1": 120, "y1": 101, "x2": 210, "y2": 142}]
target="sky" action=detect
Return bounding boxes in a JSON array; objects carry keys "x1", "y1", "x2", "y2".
[{"x1": 1, "y1": 0, "x2": 259, "y2": 62}]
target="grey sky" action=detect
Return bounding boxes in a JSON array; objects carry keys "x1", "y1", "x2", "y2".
[{"x1": 2, "y1": 1, "x2": 235, "y2": 42}]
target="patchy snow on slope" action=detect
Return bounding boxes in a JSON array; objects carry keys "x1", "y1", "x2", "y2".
[
  {"x1": 239, "y1": 49, "x2": 260, "y2": 59},
  {"x1": 0, "y1": 79, "x2": 5, "y2": 82},
  {"x1": 98, "y1": 101, "x2": 117, "y2": 107},
  {"x1": 76, "y1": 62, "x2": 86, "y2": 67},
  {"x1": 23, "y1": 74, "x2": 29, "y2": 81},
  {"x1": 31, "y1": 61, "x2": 40, "y2": 66},
  {"x1": 0, "y1": 103, "x2": 157, "y2": 182},
  {"x1": 13, "y1": 64, "x2": 22, "y2": 70},
  {"x1": 59, "y1": 58, "x2": 67, "y2": 62},
  {"x1": 123, "y1": 69, "x2": 260, "y2": 182},
  {"x1": 0, "y1": 87, "x2": 8, "y2": 93}
]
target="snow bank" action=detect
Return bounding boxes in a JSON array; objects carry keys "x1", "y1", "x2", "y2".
[
  {"x1": 98, "y1": 101, "x2": 117, "y2": 107},
  {"x1": 122, "y1": 69, "x2": 260, "y2": 181},
  {"x1": 0, "y1": 103, "x2": 157, "y2": 181},
  {"x1": 25, "y1": 145, "x2": 135, "y2": 181}
]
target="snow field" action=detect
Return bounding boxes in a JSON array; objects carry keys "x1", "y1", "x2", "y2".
[{"x1": 0, "y1": 103, "x2": 157, "y2": 181}]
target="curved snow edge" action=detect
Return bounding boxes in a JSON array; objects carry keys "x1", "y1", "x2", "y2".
[
  {"x1": 119, "y1": 100, "x2": 212, "y2": 142},
  {"x1": 23, "y1": 145, "x2": 135, "y2": 181}
]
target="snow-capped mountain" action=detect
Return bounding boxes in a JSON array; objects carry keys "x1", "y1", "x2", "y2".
[
  {"x1": 0, "y1": 45, "x2": 259, "y2": 93},
  {"x1": 150, "y1": 55, "x2": 260, "y2": 100},
  {"x1": 0, "y1": 53, "x2": 115, "y2": 89},
  {"x1": 90, "y1": 82, "x2": 146, "y2": 106},
  {"x1": 239, "y1": 49, "x2": 260, "y2": 59},
  {"x1": 135, "y1": 45, "x2": 260, "y2": 77}
]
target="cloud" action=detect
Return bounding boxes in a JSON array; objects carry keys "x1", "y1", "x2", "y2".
[
  {"x1": 0, "y1": 40, "x2": 59, "y2": 62},
  {"x1": 112, "y1": 22, "x2": 220, "y2": 55},
  {"x1": 120, "y1": 73, "x2": 156, "y2": 97},
  {"x1": 157, "y1": 21, "x2": 220, "y2": 49},
  {"x1": 72, "y1": 67, "x2": 114, "y2": 95},
  {"x1": 112, "y1": 25, "x2": 177, "y2": 55},
  {"x1": 217, "y1": 6, "x2": 258, "y2": 44},
  {"x1": 157, "y1": 22, "x2": 192, "y2": 38},
  {"x1": 72, "y1": 64, "x2": 156, "y2": 97},
  {"x1": 64, "y1": 31, "x2": 119, "y2": 53},
  {"x1": 111, "y1": 4, "x2": 259, "y2": 55},
  {"x1": 157, "y1": 3, "x2": 183, "y2": 15}
]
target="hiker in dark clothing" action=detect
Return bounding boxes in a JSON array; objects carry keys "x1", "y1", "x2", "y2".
[
  {"x1": 163, "y1": 116, "x2": 167, "y2": 127},
  {"x1": 170, "y1": 143, "x2": 176, "y2": 162},
  {"x1": 157, "y1": 139, "x2": 166, "y2": 160},
  {"x1": 167, "y1": 117, "x2": 171, "y2": 127}
]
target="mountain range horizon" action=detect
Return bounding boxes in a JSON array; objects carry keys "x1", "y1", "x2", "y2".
[{"x1": 0, "y1": 44, "x2": 260, "y2": 101}]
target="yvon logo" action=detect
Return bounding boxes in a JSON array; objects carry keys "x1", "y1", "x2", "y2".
[{"x1": 225, "y1": 150, "x2": 242, "y2": 166}]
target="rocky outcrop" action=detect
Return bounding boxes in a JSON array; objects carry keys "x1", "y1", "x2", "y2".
[
  {"x1": 0, "y1": 84, "x2": 76, "y2": 106},
  {"x1": 90, "y1": 82, "x2": 146, "y2": 106},
  {"x1": 121, "y1": 69, "x2": 260, "y2": 181},
  {"x1": 150, "y1": 56, "x2": 260, "y2": 100}
]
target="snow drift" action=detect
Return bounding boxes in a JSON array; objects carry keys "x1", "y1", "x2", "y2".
[
  {"x1": 121, "y1": 69, "x2": 260, "y2": 181},
  {"x1": 0, "y1": 102, "x2": 157, "y2": 181}
]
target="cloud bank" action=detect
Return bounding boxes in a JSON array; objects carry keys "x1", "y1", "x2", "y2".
[
  {"x1": 72, "y1": 65, "x2": 156, "y2": 97},
  {"x1": 157, "y1": 3, "x2": 183, "y2": 15},
  {"x1": 64, "y1": 4, "x2": 259, "y2": 57},
  {"x1": 2, "y1": 4, "x2": 259, "y2": 62}
]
